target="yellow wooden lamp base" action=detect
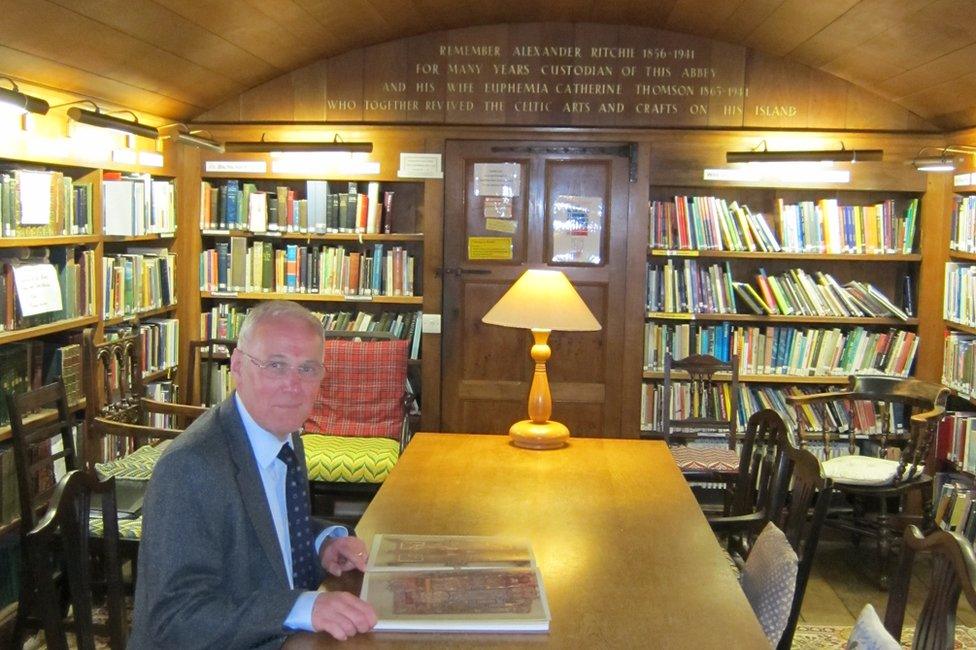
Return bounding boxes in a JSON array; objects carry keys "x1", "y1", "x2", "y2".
[{"x1": 510, "y1": 329, "x2": 569, "y2": 450}]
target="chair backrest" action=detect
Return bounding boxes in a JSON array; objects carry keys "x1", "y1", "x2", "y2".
[
  {"x1": 26, "y1": 470, "x2": 126, "y2": 650},
  {"x1": 83, "y1": 326, "x2": 205, "y2": 466},
  {"x1": 662, "y1": 352, "x2": 739, "y2": 449},
  {"x1": 884, "y1": 525, "x2": 976, "y2": 650},
  {"x1": 185, "y1": 337, "x2": 237, "y2": 407},
  {"x1": 6, "y1": 380, "x2": 78, "y2": 531},
  {"x1": 729, "y1": 408, "x2": 789, "y2": 519},
  {"x1": 304, "y1": 331, "x2": 410, "y2": 446},
  {"x1": 771, "y1": 437, "x2": 833, "y2": 650},
  {"x1": 789, "y1": 375, "x2": 947, "y2": 478}
]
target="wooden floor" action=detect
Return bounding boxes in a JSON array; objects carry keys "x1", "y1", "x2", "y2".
[{"x1": 800, "y1": 527, "x2": 976, "y2": 628}]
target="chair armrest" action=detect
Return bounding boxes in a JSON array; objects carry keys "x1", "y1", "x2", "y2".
[
  {"x1": 141, "y1": 397, "x2": 207, "y2": 417},
  {"x1": 786, "y1": 389, "x2": 853, "y2": 406},
  {"x1": 707, "y1": 512, "x2": 768, "y2": 535},
  {"x1": 94, "y1": 416, "x2": 182, "y2": 442}
]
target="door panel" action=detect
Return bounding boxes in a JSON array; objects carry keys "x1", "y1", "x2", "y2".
[{"x1": 442, "y1": 140, "x2": 630, "y2": 438}]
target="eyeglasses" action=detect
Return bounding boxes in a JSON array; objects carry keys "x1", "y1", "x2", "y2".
[{"x1": 237, "y1": 349, "x2": 325, "y2": 382}]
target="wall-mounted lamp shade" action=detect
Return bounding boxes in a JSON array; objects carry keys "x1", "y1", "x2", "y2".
[
  {"x1": 0, "y1": 86, "x2": 49, "y2": 115},
  {"x1": 66, "y1": 106, "x2": 158, "y2": 139},
  {"x1": 224, "y1": 140, "x2": 373, "y2": 154},
  {"x1": 159, "y1": 128, "x2": 224, "y2": 153},
  {"x1": 482, "y1": 270, "x2": 600, "y2": 450},
  {"x1": 912, "y1": 156, "x2": 956, "y2": 172},
  {"x1": 726, "y1": 149, "x2": 883, "y2": 164}
]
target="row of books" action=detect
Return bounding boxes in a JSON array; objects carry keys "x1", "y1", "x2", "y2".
[
  {"x1": 641, "y1": 381, "x2": 907, "y2": 437},
  {"x1": 644, "y1": 322, "x2": 918, "y2": 378},
  {"x1": 102, "y1": 249, "x2": 176, "y2": 319},
  {"x1": 102, "y1": 174, "x2": 176, "y2": 236},
  {"x1": 646, "y1": 259, "x2": 910, "y2": 318},
  {"x1": 200, "y1": 180, "x2": 395, "y2": 234},
  {"x1": 949, "y1": 195, "x2": 976, "y2": 252},
  {"x1": 105, "y1": 318, "x2": 179, "y2": 377},
  {"x1": 649, "y1": 195, "x2": 918, "y2": 254},
  {"x1": 1, "y1": 169, "x2": 93, "y2": 237},
  {"x1": 145, "y1": 379, "x2": 179, "y2": 428},
  {"x1": 943, "y1": 263, "x2": 976, "y2": 326},
  {"x1": 942, "y1": 332, "x2": 976, "y2": 398},
  {"x1": 1, "y1": 249, "x2": 96, "y2": 332},
  {"x1": 0, "y1": 340, "x2": 83, "y2": 428},
  {"x1": 200, "y1": 241, "x2": 416, "y2": 297},
  {"x1": 935, "y1": 414, "x2": 976, "y2": 475},
  {"x1": 933, "y1": 479, "x2": 976, "y2": 542},
  {"x1": 201, "y1": 305, "x2": 424, "y2": 360}
]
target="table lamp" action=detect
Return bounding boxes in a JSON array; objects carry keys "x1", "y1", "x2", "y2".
[{"x1": 482, "y1": 269, "x2": 601, "y2": 449}]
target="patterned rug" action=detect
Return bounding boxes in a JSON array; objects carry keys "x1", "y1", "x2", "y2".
[{"x1": 792, "y1": 625, "x2": 976, "y2": 649}]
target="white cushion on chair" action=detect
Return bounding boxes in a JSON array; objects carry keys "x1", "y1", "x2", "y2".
[
  {"x1": 740, "y1": 522, "x2": 798, "y2": 647},
  {"x1": 670, "y1": 446, "x2": 739, "y2": 473},
  {"x1": 845, "y1": 604, "x2": 899, "y2": 650},
  {"x1": 822, "y1": 455, "x2": 921, "y2": 486}
]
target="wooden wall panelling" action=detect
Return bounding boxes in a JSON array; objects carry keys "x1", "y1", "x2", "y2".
[
  {"x1": 915, "y1": 172, "x2": 952, "y2": 383},
  {"x1": 174, "y1": 143, "x2": 203, "y2": 403}
]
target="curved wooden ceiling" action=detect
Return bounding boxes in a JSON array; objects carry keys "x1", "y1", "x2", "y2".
[{"x1": 2, "y1": 0, "x2": 975, "y2": 130}]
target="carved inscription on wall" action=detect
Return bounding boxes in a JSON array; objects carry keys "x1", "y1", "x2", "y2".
[{"x1": 208, "y1": 24, "x2": 925, "y2": 130}]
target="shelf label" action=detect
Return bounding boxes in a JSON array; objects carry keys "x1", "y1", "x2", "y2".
[
  {"x1": 398, "y1": 153, "x2": 443, "y2": 179},
  {"x1": 209, "y1": 291, "x2": 239, "y2": 298},
  {"x1": 345, "y1": 295, "x2": 373, "y2": 302},
  {"x1": 650, "y1": 249, "x2": 698, "y2": 257},
  {"x1": 204, "y1": 160, "x2": 268, "y2": 174},
  {"x1": 954, "y1": 173, "x2": 975, "y2": 187}
]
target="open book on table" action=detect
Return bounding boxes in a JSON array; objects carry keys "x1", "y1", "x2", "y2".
[{"x1": 359, "y1": 534, "x2": 551, "y2": 633}]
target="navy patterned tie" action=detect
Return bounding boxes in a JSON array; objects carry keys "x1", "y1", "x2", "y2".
[{"x1": 277, "y1": 444, "x2": 319, "y2": 590}]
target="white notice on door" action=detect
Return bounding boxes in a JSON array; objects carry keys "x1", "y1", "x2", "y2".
[{"x1": 473, "y1": 163, "x2": 520, "y2": 197}]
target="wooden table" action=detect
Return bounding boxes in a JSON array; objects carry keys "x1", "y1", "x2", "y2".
[{"x1": 287, "y1": 433, "x2": 767, "y2": 649}]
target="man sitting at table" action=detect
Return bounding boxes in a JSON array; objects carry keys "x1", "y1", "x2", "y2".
[{"x1": 130, "y1": 300, "x2": 378, "y2": 648}]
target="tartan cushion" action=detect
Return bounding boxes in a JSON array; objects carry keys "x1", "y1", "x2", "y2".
[
  {"x1": 95, "y1": 444, "x2": 164, "y2": 481},
  {"x1": 302, "y1": 434, "x2": 399, "y2": 483},
  {"x1": 91, "y1": 516, "x2": 142, "y2": 540},
  {"x1": 304, "y1": 339, "x2": 409, "y2": 440},
  {"x1": 670, "y1": 446, "x2": 740, "y2": 474}
]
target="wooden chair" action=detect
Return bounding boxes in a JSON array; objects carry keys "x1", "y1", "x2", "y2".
[
  {"x1": 26, "y1": 469, "x2": 126, "y2": 650},
  {"x1": 661, "y1": 352, "x2": 740, "y2": 505},
  {"x1": 708, "y1": 409, "x2": 790, "y2": 559},
  {"x1": 882, "y1": 525, "x2": 976, "y2": 649},
  {"x1": 184, "y1": 337, "x2": 237, "y2": 407},
  {"x1": 787, "y1": 375, "x2": 948, "y2": 587},
  {"x1": 83, "y1": 325, "x2": 206, "y2": 468},
  {"x1": 6, "y1": 380, "x2": 78, "y2": 648},
  {"x1": 301, "y1": 330, "x2": 412, "y2": 522},
  {"x1": 712, "y1": 430, "x2": 832, "y2": 650}
]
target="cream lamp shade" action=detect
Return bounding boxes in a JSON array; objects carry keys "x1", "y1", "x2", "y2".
[
  {"x1": 482, "y1": 269, "x2": 601, "y2": 449},
  {"x1": 482, "y1": 269, "x2": 601, "y2": 332}
]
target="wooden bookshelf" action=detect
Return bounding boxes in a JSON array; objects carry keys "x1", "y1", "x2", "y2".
[
  {"x1": 201, "y1": 229, "x2": 423, "y2": 242},
  {"x1": 201, "y1": 290, "x2": 422, "y2": 304},
  {"x1": 646, "y1": 312, "x2": 918, "y2": 326},
  {"x1": 949, "y1": 250, "x2": 976, "y2": 263},
  {"x1": 641, "y1": 370, "x2": 850, "y2": 385},
  {"x1": 946, "y1": 319, "x2": 976, "y2": 336},
  {"x1": 0, "y1": 315, "x2": 99, "y2": 345},
  {"x1": 0, "y1": 234, "x2": 100, "y2": 249},
  {"x1": 0, "y1": 397, "x2": 85, "y2": 443},
  {"x1": 103, "y1": 304, "x2": 178, "y2": 327},
  {"x1": 649, "y1": 249, "x2": 921, "y2": 262}
]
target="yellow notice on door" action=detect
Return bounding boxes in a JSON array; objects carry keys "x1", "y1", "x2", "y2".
[{"x1": 468, "y1": 236, "x2": 513, "y2": 260}]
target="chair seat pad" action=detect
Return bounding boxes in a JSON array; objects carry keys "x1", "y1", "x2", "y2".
[
  {"x1": 91, "y1": 516, "x2": 142, "y2": 540},
  {"x1": 670, "y1": 447, "x2": 740, "y2": 474},
  {"x1": 822, "y1": 455, "x2": 922, "y2": 486},
  {"x1": 95, "y1": 443, "x2": 168, "y2": 481},
  {"x1": 302, "y1": 434, "x2": 399, "y2": 483}
]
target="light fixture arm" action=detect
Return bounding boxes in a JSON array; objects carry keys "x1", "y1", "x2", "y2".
[{"x1": 0, "y1": 77, "x2": 50, "y2": 115}]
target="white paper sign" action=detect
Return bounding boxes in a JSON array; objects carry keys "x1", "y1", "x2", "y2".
[
  {"x1": 954, "y1": 173, "x2": 975, "y2": 187},
  {"x1": 397, "y1": 153, "x2": 443, "y2": 178},
  {"x1": 18, "y1": 171, "x2": 53, "y2": 225},
  {"x1": 12, "y1": 264, "x2": 63, "y2": 316},
  {"x1": 473, "y1": 163, "x2": 521, "y2": 197},
  {"x1": 204, "y1": 160, "x2": 268, "y2": 173}
]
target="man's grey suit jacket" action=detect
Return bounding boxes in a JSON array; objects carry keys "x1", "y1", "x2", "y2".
[{"x1": 128, "y1": 395, "x2": 325, "y2": 649}]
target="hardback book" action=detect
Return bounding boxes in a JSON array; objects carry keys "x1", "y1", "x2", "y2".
[{"x1": 360, "y1": 534, "x2": 551, "y2": 633}]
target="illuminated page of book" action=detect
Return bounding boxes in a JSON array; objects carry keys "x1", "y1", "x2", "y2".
[{"x1": 361, "y1": 534, "x2": 551, "y2": 633}]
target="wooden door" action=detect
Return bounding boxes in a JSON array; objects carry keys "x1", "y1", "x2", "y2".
[{"x1": 441, "y1": 140, "x2": 632, "y2": 438}]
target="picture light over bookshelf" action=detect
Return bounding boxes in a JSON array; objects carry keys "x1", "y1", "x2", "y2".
[
  {"x1": 224, "y1": 133, "x2": 373, "y2": 154},
  {"x1": 159, "y1": 124, "x2": 224, "y2": 153},
  {"x1": 726, "y1": 141, "x2": 883, "y2": 164},
  {"x1": 61, "y1": 100, "x2": 159, "y2": 139},
  {"x1": 911, "y1": 145, "x2": 976, "y2": 173},
  {"x1": 0, "y1": 77, "x2": 49, "y2": 115}
]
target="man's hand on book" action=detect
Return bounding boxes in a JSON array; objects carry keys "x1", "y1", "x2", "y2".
[
  {"x1": 311, "y1": 592, "x2": 377, "y2": 640},
  {"x1": 321, "y1": 535, "x2": 369, "y2": 576}
]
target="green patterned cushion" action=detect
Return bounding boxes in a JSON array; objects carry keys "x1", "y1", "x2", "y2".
[
  {"x1": 95, "y1": 444, "x2": 165, "y2": 481},
  {"x1": 91, "y1": 516, "x2": 142, "y2": 540},
  {"x1": 302, "y1": 435, "x2": 399, "y2": 483}
]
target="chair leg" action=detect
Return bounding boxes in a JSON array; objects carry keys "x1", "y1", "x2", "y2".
[{"x1": 877, "y1": 497, "x2": 891, "y2": 590}]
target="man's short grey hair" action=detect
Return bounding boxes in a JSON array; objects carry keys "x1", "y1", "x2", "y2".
[{"x1": 237, "y1": 301, "x2": 324, "y2": 350}]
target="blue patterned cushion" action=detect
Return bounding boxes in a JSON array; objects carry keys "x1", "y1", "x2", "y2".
[
  {"x1": 845, "y1": 604, "x2": 900, "y2": 650},
  {"x1": 740, "y1": 522, "x2": 798, "y2": 646}
]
